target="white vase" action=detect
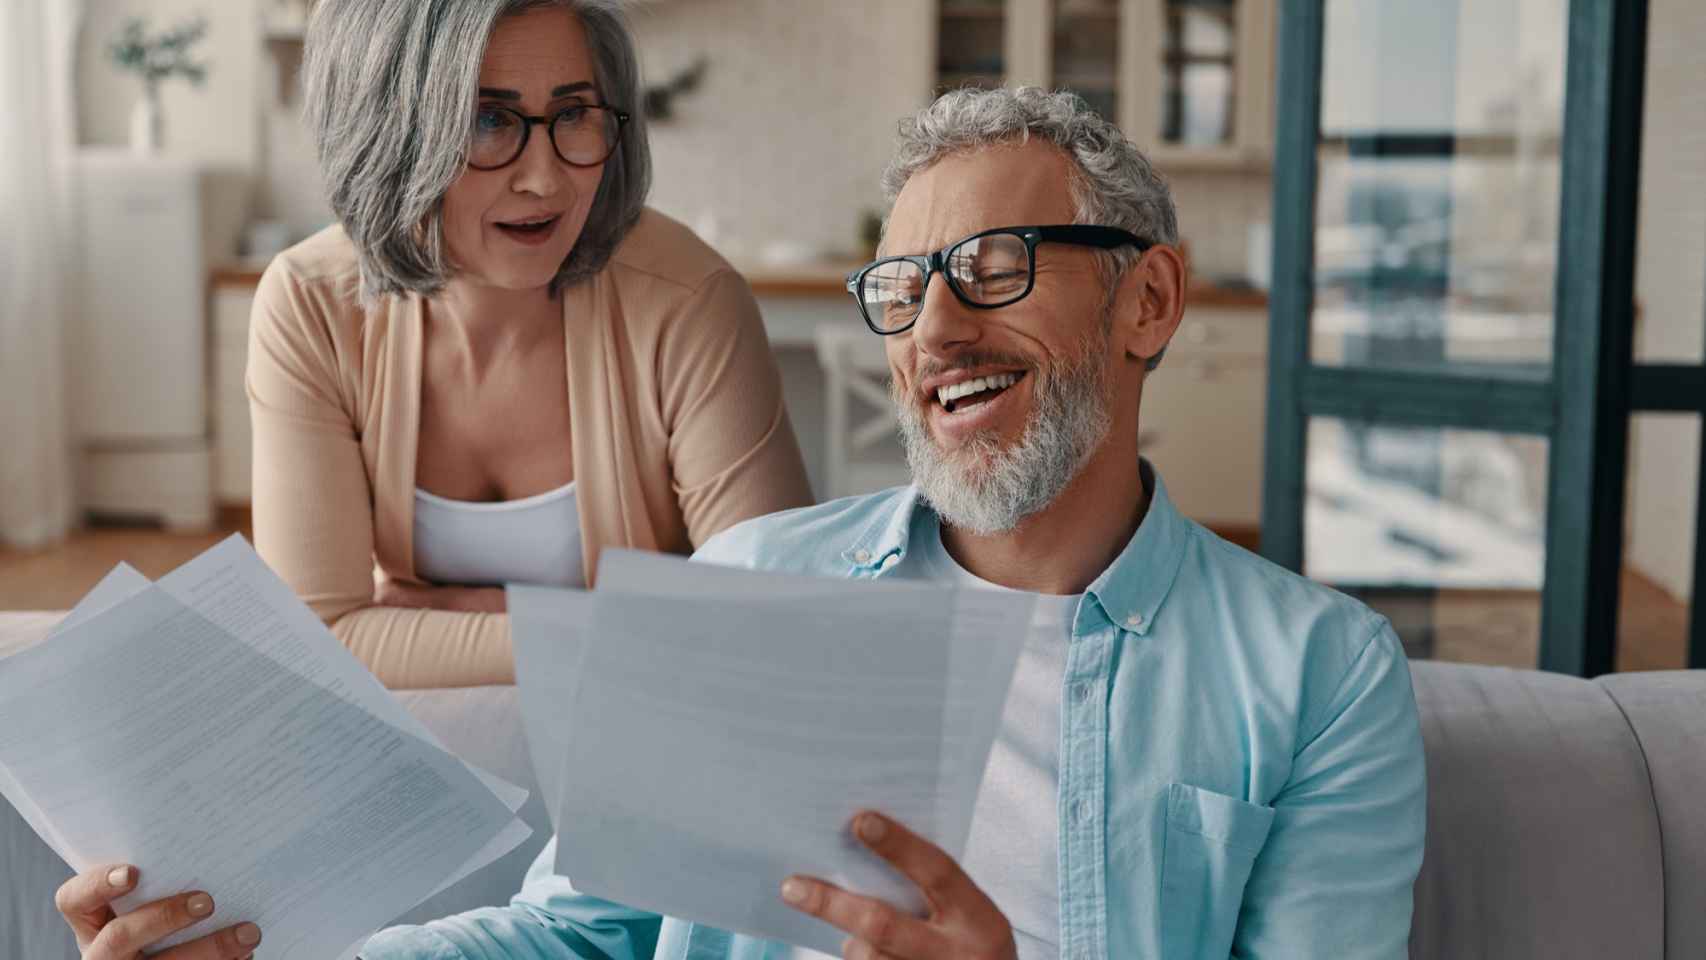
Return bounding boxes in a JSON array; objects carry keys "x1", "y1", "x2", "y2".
[{"x1": 129, "y1": 93, "x2": 162, "y2": 155}]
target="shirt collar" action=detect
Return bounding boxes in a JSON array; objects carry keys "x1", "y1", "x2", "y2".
[
  {"x1": 1082, "y1": 460, "x2": 1189, "y2": 636},
  {"x1": 839, "y1": 484, "x2": 924, "y2": 572},
  {"x1": 842, "y1": 460, "x2": 1190, "y2": 636}
]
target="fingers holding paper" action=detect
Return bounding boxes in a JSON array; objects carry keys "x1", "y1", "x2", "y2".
[
  {"x1": 781, "y1": 812, "x2": 1018, "y2": 960},
  {"x1": 55, "y1": 864, "x2": 261, "y2": 960}
]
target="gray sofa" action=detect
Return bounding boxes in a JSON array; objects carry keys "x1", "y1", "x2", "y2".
[{"x1": 4, "y1": 663, "x2": 1702, "y2": 958}]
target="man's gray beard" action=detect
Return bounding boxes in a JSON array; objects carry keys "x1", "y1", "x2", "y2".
[{"x1": 893, "y1": 330, "x2": 1113, "y2": 536}]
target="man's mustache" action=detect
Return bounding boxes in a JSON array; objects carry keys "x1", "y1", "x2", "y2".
[{"x1": 909, "y1": 352, "x2": 1036, "y2": 393}]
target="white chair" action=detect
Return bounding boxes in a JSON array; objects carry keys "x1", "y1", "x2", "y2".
[{"x1": 813, "y1": 326, "x2": 912, "y2": 500}]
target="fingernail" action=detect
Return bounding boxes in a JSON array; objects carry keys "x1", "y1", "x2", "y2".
[
  {"x1": 781, "y1": 878, "x2": 807, "y2": 904},
  {"x1": 857, "y1": 813, "x2": 887, "y2": 843},
  {"x1": 237, "y1": 923, "x2": 262, "y2": 947},
  {"x1": 187, "y1": 893, "x2": 213, "y2": 917},
  {"x1": 107, "y1": 866, "x2": 133, "y2": 888}
]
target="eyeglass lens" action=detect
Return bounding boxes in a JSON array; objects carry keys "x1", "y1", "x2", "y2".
[
  {"x1": 468, "y1": 105, "x2": 619, "y2": 169},
  {"x1": 859, "y1": 232, "x2": 1032, "y2": 332}
]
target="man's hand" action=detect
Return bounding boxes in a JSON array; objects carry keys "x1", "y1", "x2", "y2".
[
  {"x1": 374, "y1": 577, "x2": 506, "y2": 614},
  {"x1": 780, "y1": 812, "x2": 1017, "y2": 960}
]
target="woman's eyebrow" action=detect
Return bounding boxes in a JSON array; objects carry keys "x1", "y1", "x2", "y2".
[{"x1": 476, "y1": 82, "x2": 594, "y2": 102}]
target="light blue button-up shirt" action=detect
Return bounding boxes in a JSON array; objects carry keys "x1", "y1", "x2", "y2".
[{"x1": 363, "y1": 467, "x2": 1426, "y2": 959}]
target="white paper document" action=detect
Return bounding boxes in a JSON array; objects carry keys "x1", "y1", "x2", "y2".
[
  {"x1": 0, "y1": 536, "x2": 533, "y2": 960},
  {"x1": 510, "y1": 550, "x2": 1032, "y2": 955}
]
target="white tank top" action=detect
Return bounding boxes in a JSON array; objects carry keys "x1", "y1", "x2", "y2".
[{"x1": 412, "y1": 481, "x2": 586, "y2": 589}]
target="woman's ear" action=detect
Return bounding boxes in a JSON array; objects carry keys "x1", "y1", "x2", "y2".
[{"x1": 1111, "y1": 244, "x2": 1187, "y2": 368}]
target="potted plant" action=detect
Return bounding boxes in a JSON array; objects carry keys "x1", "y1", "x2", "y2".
[{"x1": 108, "y1": 15, "x2": 208, "y2": 154}]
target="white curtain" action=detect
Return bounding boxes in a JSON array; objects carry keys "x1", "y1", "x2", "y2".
[{"x1": 0, "y1": 0, "x2": 81, "y2": 548}]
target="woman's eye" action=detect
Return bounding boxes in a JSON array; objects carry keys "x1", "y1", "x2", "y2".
[
  {"x1": 474, "y1": 108, "x2": 513, "y2": 133},
  {"x1": 555, "y1": 105, "x2": 589, "y2": 125}
]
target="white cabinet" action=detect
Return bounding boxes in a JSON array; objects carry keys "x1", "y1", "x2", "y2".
[
  {"x1": 1139, "y1": 307, "x2": 1267, "y2": 528},
  {"x1": 936, "y1": 0, "x2": 1274, "y2": 168},
  {"x1": 70, "y1": 150, "x2": 213, "y2": 530}
]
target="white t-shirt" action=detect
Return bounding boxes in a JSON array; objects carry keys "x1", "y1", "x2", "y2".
[{"x1": 789, "y1": 527, "x2": 1074, "y2": 960}]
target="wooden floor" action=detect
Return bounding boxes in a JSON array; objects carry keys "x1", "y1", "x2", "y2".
[{"x1": 0, "y1": 518, "x2": 1692, "y2": 672}]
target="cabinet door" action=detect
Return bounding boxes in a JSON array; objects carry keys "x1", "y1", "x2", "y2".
[
  {"x1": 935, "y1": 1, "x2": 1273, "y2": 165},
  {"x1": 72, "y1": 153, "x2": 205, "y2": 441},
  {"x1": 1122, "y1": 0, "x2": 1274, "y2": 166}
]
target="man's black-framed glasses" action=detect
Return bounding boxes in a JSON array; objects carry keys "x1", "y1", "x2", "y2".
[
  {"x1": 845, "y1": 225, "x2": 1150, "y2": 335},
  {"x1": 467, "y1": 103, "x2": 630, "y2": 171}
]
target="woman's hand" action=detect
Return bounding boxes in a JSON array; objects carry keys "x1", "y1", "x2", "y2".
[
  {"x1": 56, "y1": 864, "x2": 262, "y2": 959},
  {"x1": 781, "y1": 812, "x2": 1018, "y2": 960},
  {"x1": 374, "y1": 577, "x2": 507, "y2": 613}
]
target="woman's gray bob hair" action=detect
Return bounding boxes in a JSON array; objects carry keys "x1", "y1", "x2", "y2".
[{"x1": 302, "y1": 0, "x2": 651, "y2": 303}]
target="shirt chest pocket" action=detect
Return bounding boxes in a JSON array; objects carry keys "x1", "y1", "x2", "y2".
[{"x1": 1159, "y1": 782, "x2": 1276, "y2": 959}]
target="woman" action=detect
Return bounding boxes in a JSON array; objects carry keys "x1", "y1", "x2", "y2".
[
  {"x1": 248, "y1": 0, "x2": 811, "y2": 690},
  {"x1": 52, "y1": 1, "x2": 809, "y2": 954}
]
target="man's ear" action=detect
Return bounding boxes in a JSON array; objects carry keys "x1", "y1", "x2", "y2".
[{"x1": 1110, "y1": 245, "x2": 1187, "y2": 367}]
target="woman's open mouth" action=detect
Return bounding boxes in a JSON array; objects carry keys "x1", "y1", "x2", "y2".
[{"x1": 493, "y1": 214, "x2": 562, "y2": 246}]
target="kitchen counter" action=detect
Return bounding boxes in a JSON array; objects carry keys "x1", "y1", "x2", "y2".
[{"x1": 212, "y1": 258, "x2": 1269, "y2": 308}]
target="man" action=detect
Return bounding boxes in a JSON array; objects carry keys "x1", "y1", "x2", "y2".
[{"x1": 363, "y1": 86, "x2": 1426, "y2": 959}]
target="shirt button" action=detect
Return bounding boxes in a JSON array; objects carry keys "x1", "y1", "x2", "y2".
[
  {"x1": 1072, "y1": 682, "x2": 1091, "y2": 704},
  {"x1": 853, "y1": 549, "x2": 872, "y2": 565},
  {"x1": 879, "y1": 553, "x2": 900, "y2": 570},
  {"x1": 1074, "y1": 797, "x2": 1093, "y2": 825},
  {"x1": 1124, "y1": 612, "x2": 1144, "y2": 628}
]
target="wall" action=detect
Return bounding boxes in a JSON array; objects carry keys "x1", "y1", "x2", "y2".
[
  {"x1": 627, "y1": 0, "x2": 934, "y2": 263},
  {"x1": 1627, "y1": 0, "x2": 1706, "y2": 602}
]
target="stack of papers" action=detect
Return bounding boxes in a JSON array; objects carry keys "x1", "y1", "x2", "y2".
[
  {"x1": 0, "y1": 536, "x2": 532, "y2": 960},
  {"x1": 509, "y1": 549, "x2": 1033, "y2": 955}
]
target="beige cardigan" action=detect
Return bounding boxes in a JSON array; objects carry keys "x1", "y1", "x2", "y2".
[{"x1": 247, "y1": 209, "x2": 813, "y2": 689}]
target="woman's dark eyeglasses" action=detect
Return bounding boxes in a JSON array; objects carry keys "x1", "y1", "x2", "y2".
[
  {"x1": 845, "y1": 225, "x2": 1151, "y2": 335},
  {"x1": 467, "y1": 102, "x2": 629, "y2": 171}
]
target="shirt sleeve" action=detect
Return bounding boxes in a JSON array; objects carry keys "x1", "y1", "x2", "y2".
[
  {"x1": 247, "y1": 260, "x2": 514, "y2": 689},
  {"x1": 1230, "y1": 620, "x2": 1428, "y2": 959},
  {"x1": 359, "y1": 839, "x2": 664, "y2": 960},
  {"x1": 655, "y1": 268, "x2": 814, "y2": 548}
]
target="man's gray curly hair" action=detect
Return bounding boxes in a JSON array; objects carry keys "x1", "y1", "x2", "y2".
[{"x1": 881, "y1": 87, "x2": 1179, "y2": 367}]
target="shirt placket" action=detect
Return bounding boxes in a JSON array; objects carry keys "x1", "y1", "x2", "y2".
[{"x1": 1058, "y1": 621, "x2": 1113, "y2": 960}]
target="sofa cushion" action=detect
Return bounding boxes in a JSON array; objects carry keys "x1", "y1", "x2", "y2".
[
  {"x1": 1598, "y1": 670, "x2": 1706, "y2": 960},
  {"x1": 1408, "y1": 663, "x2": 1665, "y2": 960}
]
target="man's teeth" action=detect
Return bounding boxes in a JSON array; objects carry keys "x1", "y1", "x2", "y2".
[{"x1": 936, "y1": 372, "x2": 1019, "y2": 409}]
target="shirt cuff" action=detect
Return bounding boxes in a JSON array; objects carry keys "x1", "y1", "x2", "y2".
[{"x1": 359, "y1": 924, "x2": 466, "y2": 960}]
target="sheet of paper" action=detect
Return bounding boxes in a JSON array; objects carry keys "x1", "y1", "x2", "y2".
[
  {"x1": 595, "y1": 549, "x2": 1028, "y2": 860},
  {"x1": 0, "y1": 563, "x2": 156, "y2": 863},
  {"x1": 149, "y1": 536, "x2": 533, "y2": 912},
  {"x1": 0, "y1": 540, "x2": 530, "y2": 959},
  {"x1": 506, "y1": 585, "x2": 596, "y2": 834},
  {"x1": 516, "y1": 561, "x2": 1030, "y2": 955}
]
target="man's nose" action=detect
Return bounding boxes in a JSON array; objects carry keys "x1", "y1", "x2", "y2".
[{"x1": 911, "y1": 272, "x2": 984, "y2": 359}]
